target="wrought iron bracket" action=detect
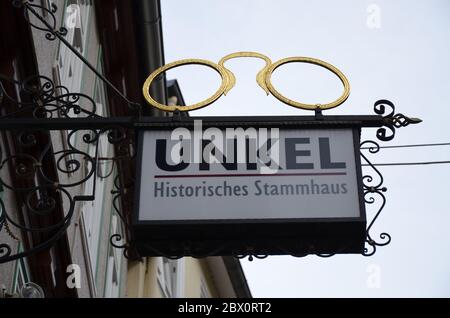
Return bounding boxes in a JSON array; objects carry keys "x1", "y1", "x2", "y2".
[{"x1": 0, "y1": 71, "x2": 422, "y2": 264}]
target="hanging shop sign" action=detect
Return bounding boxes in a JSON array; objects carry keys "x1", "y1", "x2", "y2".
[
  {"x1": 131, "y1": 52, "x2": 420, "y2": 258},
  {"x1": 133, "y1": 119, "x2": 366, "y2": 257}
]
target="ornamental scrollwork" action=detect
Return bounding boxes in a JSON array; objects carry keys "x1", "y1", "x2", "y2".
[
  {"x1": 374, "y1": 99, "x2": 422, "y2": 142},
  {"x1": 12, "y1": 0, "x2": 68, "y2": 41},
  {"x1": 0, "y1": 125, "x2": 135, "y2": 264},
  {"x1": 109, "y1": 174, "x2": 138, "y2": 261},
  {"x1": 360, "y1": 140, "x2": 391, "y2": 256},
  {"x1": 0, "y1": 75, "x2": 100, "y2": 119}
]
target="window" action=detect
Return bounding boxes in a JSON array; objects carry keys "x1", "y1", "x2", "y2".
[
  {"x1": 93, "y1": 60, "x2": 110, "y2": 176},
  {"x1": 49, "y1": 247, "x2": 57, "y2": 288},
  {"x1": 80, "y1": 119, "x2": 109, "y2": 288},
  {"x1": 156, "y1": 258, "x2": 180, "y2": 298},
  {"x1": 156, "y1": 256, "x2": 185, "y2": 298},
  {"x1": 12, "y1": 246, "x2": 30, "y2": 294},
  {"x1": 104, "y1": 214, "x2": 123, "y2": 298},
  {"x1": 57, "y1": 0, "x2": 92, "y2": 95},
  {"x1": 200, "y1": 279, "x2": 211, "y2": 298},
  {"x1": 73, "y1": 26, "x2": 83, "y2": 53},
  {"x1": 81, "y1": 129, "x2": 108, "y2": 277},
  {"x1": 12, "y1": 60, "x2": 22, "y2": 104},
  {"x1": 80, "y1": 52, "x2": 110, "y2": 282},
  {"x1": 52, "y1": 65, "x2": 77, "y2": 174},
  {"x1": 156, "y1": 257, "x2": 184, "y2": 298},
  {"x1": 41, "y1": 0, "x2": 55, "y2": 17}
]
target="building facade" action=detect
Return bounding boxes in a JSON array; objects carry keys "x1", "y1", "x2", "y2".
[
  {"x1": 127, "y1": 256, "x2": 250, "y2": 298},
  {"x1": 0, "y1": 0, "x2": 250, "y2": 298}
]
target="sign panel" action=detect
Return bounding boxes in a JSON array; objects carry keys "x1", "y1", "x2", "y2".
[
  {"x1": 139, "y1": 128, "x2": 359, "y2": 220},
  {"x1": 133, "y1": 123, "x2": 366, "y2": 257}
]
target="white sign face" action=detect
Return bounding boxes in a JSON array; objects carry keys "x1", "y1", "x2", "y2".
[{"x1": 137, "y1": 127, "x2": 362, "y2": 221}]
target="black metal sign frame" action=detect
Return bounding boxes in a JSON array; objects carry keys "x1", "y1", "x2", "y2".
[{"x1": 132, "y1": 119, "x2": 368, "y2": 258}]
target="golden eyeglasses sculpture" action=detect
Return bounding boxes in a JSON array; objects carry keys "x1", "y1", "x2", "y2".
[{"x1": 142, "y1": 52, "x2": 350, "y2": 112}]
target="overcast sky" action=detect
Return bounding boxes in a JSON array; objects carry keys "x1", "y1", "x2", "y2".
[{"x1": 161, "y1": 0, "x2": 450, "y2": 297}]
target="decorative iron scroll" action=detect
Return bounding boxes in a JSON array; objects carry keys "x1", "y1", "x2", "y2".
[
  {"x1": 0, "y1": 74, "x2": 100, "y2": 119},
  {"x1": 0, "y1": 124, "x2": 135, "y2": 264},
  {"x1": 359, "y1": 140, "x2": 391, "y2": 256},
  {"x1": 12, "y1": 0, "x2": 68, "y2": 41},
  {"x1": 109, "y1": 173, "x2": 140, "y2": 261},
  {"x1": 374, "y1": 99, "x2": 422, "y2": 141}
]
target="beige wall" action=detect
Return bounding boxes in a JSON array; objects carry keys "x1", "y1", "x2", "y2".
[
  {"x1": 126, "y1": 257, "x2": 218, "y2": 298},
  {"x1": 127, "y1": 258, "x2": 163, "y2": 298}
]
